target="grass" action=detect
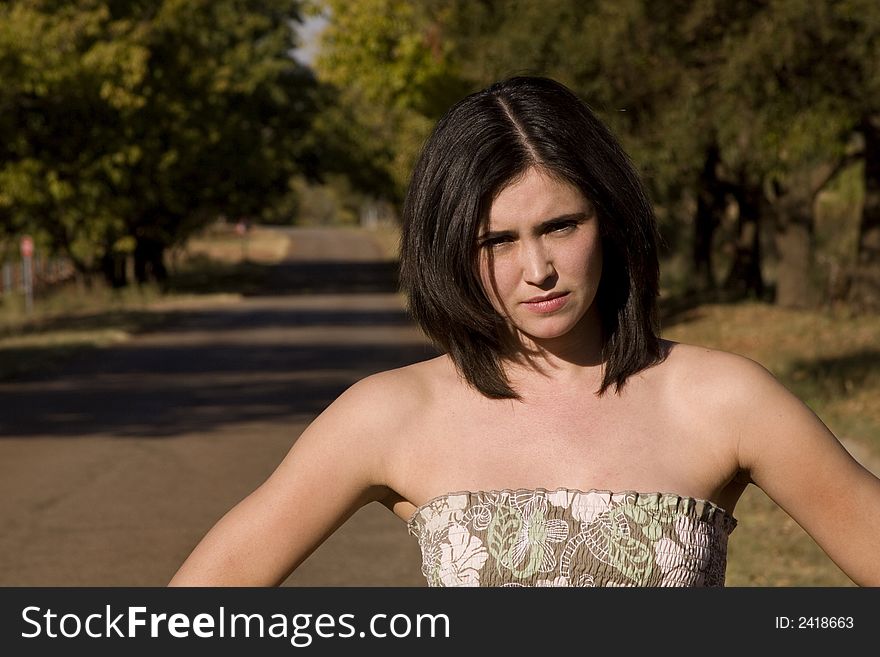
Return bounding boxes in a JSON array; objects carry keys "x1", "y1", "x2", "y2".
[
  {"x1": 174, "y1": 224, "x2": 292, "y2": 265},
  {"x1": 0, "y1": 224, "x2": 292, "y2": 380},
  {"x1": 661, "y1": 299, "x2": 880, "y2": 586},
  {"x1": 3, "y1": 230, "x2": 876, "y2": 585},
  {"x1": 366, "y1": 224, "x2": 403, "y2": 260}
]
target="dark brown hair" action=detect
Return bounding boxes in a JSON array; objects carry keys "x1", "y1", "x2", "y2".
[{"x1": 399, "y1": 76, "x2": 662, "y2": 399}]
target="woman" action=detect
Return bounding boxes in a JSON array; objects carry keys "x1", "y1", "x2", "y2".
[{"x1": 170, "y1": 76, "x2": 880, "y2": 587}]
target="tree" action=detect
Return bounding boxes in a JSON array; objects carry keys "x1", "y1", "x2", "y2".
[
  {"x1": 711, "y1": 1, "x2": 862, "y2": 307},
  {"x1": 311, "y1": 0, "x2": 875, "y2": 311},
  {"x1": 838, "y1": 0, "x2": 880, "y2": 309},
  {"x1": 0, "y1": 1, "x2": 142, "y2": 278},
  {"x1": 0, "y1": 0, "x2": 317, "y2": 285},
  {"x1": 313, "y1": 0, "x2": 471, "y2": 200}
]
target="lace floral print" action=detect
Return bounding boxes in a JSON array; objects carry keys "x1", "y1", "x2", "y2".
[{"x1": 407, "y1": 488, "x2": 737, "y2": 587}]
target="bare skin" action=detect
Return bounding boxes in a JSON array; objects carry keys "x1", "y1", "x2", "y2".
[
  {"x1": 170, "y1": 169, "x2": 880, "y2": 587},
  {"x1": 168, "y1": 345, "x2": 880, "y2": 587},
  {"x1": 381, "y1": 343, "x2": 746, "y2": 522}
]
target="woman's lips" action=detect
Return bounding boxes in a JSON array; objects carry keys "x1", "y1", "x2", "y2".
[{"x1": 521, "y1": 292, "x2": 569, "y2": 314}]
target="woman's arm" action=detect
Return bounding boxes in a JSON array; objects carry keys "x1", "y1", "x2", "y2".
[
  {"x1": 726, "y1": 354, "x2": 880, "y2": 586},
  {"x1": 168, "y1": 371, "x2": 408, "y2": 586}
]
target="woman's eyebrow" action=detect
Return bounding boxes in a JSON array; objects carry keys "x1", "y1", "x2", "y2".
[{"x1": 478, "y1": 228, "x2": 515, "y2": 241}]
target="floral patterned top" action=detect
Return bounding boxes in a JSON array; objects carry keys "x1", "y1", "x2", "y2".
[{"x1": 407, "y1": 488, "x2": 737, "y2": 587}]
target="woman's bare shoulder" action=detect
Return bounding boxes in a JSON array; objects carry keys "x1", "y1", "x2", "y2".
[
  {"x1": 653, "y1": 340, "x2": 781, "y2": 451},
  {"x1": 661, "y1": 338, "x2": 765, "y2": 367},
  {"x1": 325, "y1": 355, "x2": 455, "y2": 433},
  {"x1": 659, "y1": 339, "x2": 830, "y2": 457},
  {"x1": 658, "y1": 346, "x2": 880, "y2": 586},
  {"x1": 659, "y1": 339, "x2": 775, "y2": 396},
  {"x1": 279, "y1": 356, "x2": 454, "y2": 500}
]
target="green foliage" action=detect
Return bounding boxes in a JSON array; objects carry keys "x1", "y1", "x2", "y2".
[
  {"x1": 0, "y1": 0, "x2": 317, "y2": 280},
  {"x1": 311, "y1": 0, "x2": 878, "y2": 303},
  {"x1": 711, "y1": 1, "x2": 857, "y2": 181},
  {"x1": 314, "y1": 0, "x2": 471, "y2": 199}
]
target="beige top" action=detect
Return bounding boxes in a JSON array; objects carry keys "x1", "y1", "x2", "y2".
[{"x1": 407, "y1": 488, "x2": 737, "y2": 587}]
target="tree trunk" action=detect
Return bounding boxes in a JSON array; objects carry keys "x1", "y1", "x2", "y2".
[
  {"x1": 858, "y1": 114, "x2": 880, "y2": 265},
  {"x1": 850, "y1": 114, "x2": 880, "y2": 309},
  {"x1": 100, "y1": 252, "x2": 128, "y2": 288},
  {"x1": 774, "y1": 193, "x2": 816, "y2": 308},
  {"x1": 769, "y1": 156, "x2": 849, "y2": 309},
  {"x1": 692, "y1": 144, "x2": 725, "y2": 293},
  {"x1": 134, "y1": 237, "x2": 168, "y2": 285},
  {"x1": 724, "y1": 183, "x2": 764, "y2": 299}
]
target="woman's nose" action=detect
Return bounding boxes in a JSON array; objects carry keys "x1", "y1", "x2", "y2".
[{"x1": 522, "y1": 241, "x2": 555, "y2": 285}]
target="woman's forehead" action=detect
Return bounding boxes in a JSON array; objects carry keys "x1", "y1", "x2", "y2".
[{"x1": 485, "y1": 168, "x2": 591, "y2": 229}]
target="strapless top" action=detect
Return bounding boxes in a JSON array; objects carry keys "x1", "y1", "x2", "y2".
[{"x1": 407, "y1": 488, "x2": 737, "y2": 587}]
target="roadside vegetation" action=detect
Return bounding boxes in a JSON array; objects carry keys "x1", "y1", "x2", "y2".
[
  {"x1": 2, "y1": 0, "x2": 876, "y2": 587},
  {"x1": 4, "y1": 223, "x2": 875, "y2": 586},
  {"x1": 0, "y1": 224, "x2": 291, "y2": 380},
  {"x1": 662, "y1": 300, "x2": 879, "y2": 586}
]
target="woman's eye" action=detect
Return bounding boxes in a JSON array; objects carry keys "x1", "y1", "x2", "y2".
[
  {"x1": 481, "y1": 237, "x2": 512, "y2": 248},
  {"x1": 548, "y1": 222, "x2": 577, "y2": 234}
]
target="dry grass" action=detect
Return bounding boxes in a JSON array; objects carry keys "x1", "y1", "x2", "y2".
[
  {"x1": 4, "y1": 228, "x2": 876, "y2": 585},
  {"x1": 366, "y1": 224, "x2": 403, "y2": 260},
  {"x1": 175, "y1": 224, "x2": 292, "y2": 265},
  {"x1": 0, "y1": 283, "x2": 239, "y2": 380},
  {"x1": 662, "y1": 300, "x2": 880, "y2": 586},
  {"x1": 0, "y1": 222, "x2": 291, "y2": 380}
]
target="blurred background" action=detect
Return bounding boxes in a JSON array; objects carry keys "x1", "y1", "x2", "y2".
[{"x1": 0, "y1": 0, "x2": 878, "y2": 586}]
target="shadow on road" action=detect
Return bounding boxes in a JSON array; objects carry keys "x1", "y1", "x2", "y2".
[
  {"x1": 0, "y1": 342, "x2": 437, "y2": 438},
  {"x1": 0, "y1": 299, "x2": 438, "y2": 438},
  {"x1": 166, "y1": 260, "x2": 400, "y2": 296},
  {"x1": 258, "y1": 261, "x2": 400, "y2": 295}
]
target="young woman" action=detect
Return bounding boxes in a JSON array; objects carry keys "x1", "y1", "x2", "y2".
[{"x1": 170, "y1": 76, "x2": 880, "y2": 587}]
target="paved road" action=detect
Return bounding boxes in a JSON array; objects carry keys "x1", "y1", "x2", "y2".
[
  {"x1": 3, "y1": 227, "x2": 877, "y2": 587},
  {"x1": 0, "y1": 227, "x2": 433, "y2": 585}
]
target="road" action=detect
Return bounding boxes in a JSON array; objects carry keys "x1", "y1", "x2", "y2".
[
  {"x1": 3, "y1": 226, "x2": 877, "y2": 587},
  {"x1": 0, "y1": 227, "x2": 432, "y2": 585}
]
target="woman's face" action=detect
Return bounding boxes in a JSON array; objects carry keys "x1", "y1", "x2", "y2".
[{"x1": 478, "y1": 167, "x2": 603, "y2": 347}]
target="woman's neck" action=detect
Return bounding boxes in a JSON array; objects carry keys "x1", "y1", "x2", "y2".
[{"x1": 502, "y1": 307, "x2": 605, "y2": 393}]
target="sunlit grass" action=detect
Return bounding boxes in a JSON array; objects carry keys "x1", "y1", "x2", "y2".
[
  {"x1": 175, "y1": 224, "x2": 292, "y2": 265},
  {"x1": 662, "y1": 300, "x2": 880, "y2": 586},
  {"x1": 0, "y1": 223, "x2": 293, "y2": 379},
  {"x1": 2, "y1": 232, "x2": 876, "y2": 585},
  {"x1": 662, "y1": 301, "x2": 880, "y2": 449}
]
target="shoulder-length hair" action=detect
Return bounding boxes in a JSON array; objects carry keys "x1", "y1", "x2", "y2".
[{"x1": 399, "y1": 76, "x2": 662, "y2": 399}]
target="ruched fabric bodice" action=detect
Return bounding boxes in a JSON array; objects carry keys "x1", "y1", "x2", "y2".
[{"x1": 407, "y1": 488, "x2": 737, "y2": 587}]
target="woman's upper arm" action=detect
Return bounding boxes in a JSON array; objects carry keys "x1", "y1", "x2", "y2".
[
  {"x1": 169, "y1": 372, "x2": 409, "y2": 586},
  {"x1": 731, "y1": 356, "x2": 880, "y2": 586}
]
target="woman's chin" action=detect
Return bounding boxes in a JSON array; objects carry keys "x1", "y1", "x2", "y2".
[
  {"x1": 514, "y1": 321, "x2": 580, "y2": 344},
  {"x1": 508, "y1": 305, "x2": 599, "y2": 346}
]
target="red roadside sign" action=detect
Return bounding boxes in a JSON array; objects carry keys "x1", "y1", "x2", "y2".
[{"x1": 20, "y1": 235, "x2": 34, "y2": 258}]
